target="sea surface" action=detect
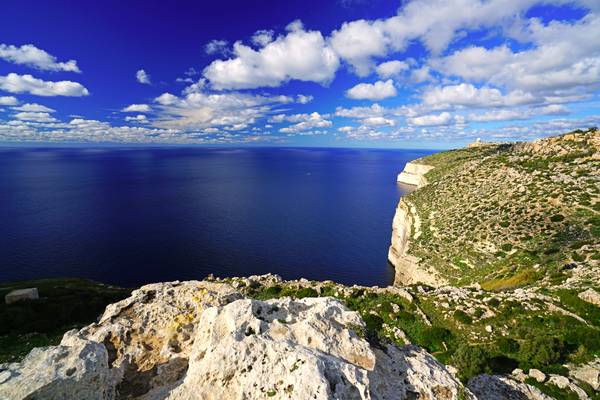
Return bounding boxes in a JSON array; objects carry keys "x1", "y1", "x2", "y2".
[{"x1": 0, "y1": 147, "x2": 433, "y2": 287}]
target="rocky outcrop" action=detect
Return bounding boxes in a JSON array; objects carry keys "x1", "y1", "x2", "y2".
[
  {"x1": 468, "y1": 375, "x2": 552, "y2": 400},
  {"x1": 0, "y1": 280, "x2": 472, "y2": 400},
  {"x1": 396, "y1": 162, "x2": 434, "y2": 188},
  {"x1": 388, "y1": 199, "x2": 446, "y2": 287}
]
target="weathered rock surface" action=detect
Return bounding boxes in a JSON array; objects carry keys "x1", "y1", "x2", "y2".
[
  {"x1": 0, "y1": 332, "x2": 117, "y2": 400},
  {"x1": 396, "y1": 162, "x2": 433, "y2": 188},
  {"x1": 4, "y1": 288, "x2": 39, "y2": 304},
  {"x1": 578, "y1": 288, "x2": 600, "y2": 307},
  {"x1": 388, "y1": 199, "x2": 446, "y2": 287},
  {"x1": 0, "y1": 280, "x2": 472, "y2": 400},
  {"x1": 468, "y1": 375, "x2": 552, "y2": 400},
  {"x1": 570, "y1": 358, "x2": 600, "y2": 391}
]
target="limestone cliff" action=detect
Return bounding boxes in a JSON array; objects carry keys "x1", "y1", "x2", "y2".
[
  {"x1": 396, "y1": 161, "x2": 434, "y2": 188},
  {"x1": 0, "y1": 280, "x2": 473, "y2": 400},
  {"x1": 388, "y1": 199, "x2": 445, "y2": 286}
]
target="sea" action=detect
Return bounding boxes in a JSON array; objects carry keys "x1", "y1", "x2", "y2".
[{"x1": 0, "y1": 147, "x2": 434, "y2": 288}]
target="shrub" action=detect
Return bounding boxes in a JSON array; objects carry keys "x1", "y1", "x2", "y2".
[
  {"x1": 550, "y1": 214, "x2": 565, "y2": 222},
  {"x1": 452, "y1": 344, "x2": 489, "y2": 381},
  {"x1": 454, "y1": 310, "x2": 473, "y2": 324},
  {"x1": 519, "y1": 336, "x2": 565, "y2": 370},
  {"x1": 295, "y1": 287, "x2": 318, "y2": 298},
  {"x1": 497, "y1": 337, "x2": 519, "y2": 353},
  {"x1": 501, "y1": 243, "x2": 513, "y2": 252}
]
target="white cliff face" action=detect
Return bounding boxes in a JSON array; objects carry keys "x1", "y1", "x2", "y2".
[
  {"x1": 388, "y1": 199, "x2": 445, "y2": 287},
  {"x1": 396, "y1": 162, "x2": 434, "y2": 188},
  {"x1": 0, "y1": 280, "x2": 472, "y2": 400}
]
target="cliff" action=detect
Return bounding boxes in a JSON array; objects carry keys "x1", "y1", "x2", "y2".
[
  {"x1": 0, "y1": 279, "x2": 474, "y2": 400},
  {"x1": 396, "y1": 161, "x2": 434, "y2": 188}
]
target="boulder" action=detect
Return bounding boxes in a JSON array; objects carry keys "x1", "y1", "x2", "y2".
[
  {"x1": 570, "y1": 358, "x2": 600, "y2": 390},
  {"x1": 5, "y1": 288, "x2": 39, "y2": 304},
  {"x1": 578, "y1": 288, "x2": 600, "y2": 307},
  {"x1": 528, "y1": 368, "x2": 546, "y2": 383},
  {"x1": 0, "y1": 332, "x2": 117, "y2": 400},
  {"x1": 468, "y1": 374, "x2": 552, "y2": 400}
]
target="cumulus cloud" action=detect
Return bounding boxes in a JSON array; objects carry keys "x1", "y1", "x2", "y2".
[
  {"x1": 422, "y1": 83, "x2": 536, "y2": 108},
  {"x1": 296, "y1": 94, "x2": 313, "y2": 104},
  {"x1": 251, "y1": 30, "x2": 275, "y2": 47},
  {"x1": 0, "y1": 73, "x2": 89, "y2": 96},
  {"x1": 376, "y1": 60, "x2": 409, "y2": 78},
  {"x1": 0, "y1": 96, "x2": 18, "y2": 106},
  {"x1": 330, "y1": 19, "x2": 388, "y2": 76},
  {"x1": 279, "y1": 112, "x2": 332, "y2": 133},
  {"x1": 205, "y1": 40, "x2": 230, "y2": 55},
  {"x1": 14, "y1": 111, "x2": 57, "y2": 123},
  {"x1": 151, "y1": 90, "x2": 293, "y2": 131},
  {"x1": 408, "y1": 111, "x2": 459, "y2": 126},
  {"x1": 136, "y1": 69, "x2": 151, "y2": 84},
  {"x1": 13, "y1": 103, "x2": 55, "y2": 112},
  {"x1": 0, "y1": 44, "x2": 80, "y2": 72},
  {"x1": 122, "y1": 104, "x2": 151, "y2": 113},
  {"x1": 346, "y1": 79, "x2": 397, "y2": 100},
  {"x1": 203, "y1": 21, "x2": 339, "y2": 89},
  {"x1": 125, "y1": 114, "x2": 148, "y2": 123}
]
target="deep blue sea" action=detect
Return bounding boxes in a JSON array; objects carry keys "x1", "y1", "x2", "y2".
[{"x1": 0, "y1": 147, "x2": 433, "y2": 287}]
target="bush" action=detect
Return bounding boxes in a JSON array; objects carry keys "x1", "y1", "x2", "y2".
[
  {"x1": 454, "y1": 310, "x2": 472, "y2": 324},
  {"x1": 497, "y1": 337, "x2": 519, "y2": 353},
  {"x1": 295, "y1": 287, "x2": 318, "y2": 298},
  {"x1": 550, "y1": 214, "x2": 565, "y2": 222},
  {"x1": 452, "y1": 344, "x2": 489, "y2": 381},
  {"x1": 501, "y1": 243, "x2": 513, "y2": 252},
  {"x1": 519, "y1": 336, "x2": 565, "y2": 370}
]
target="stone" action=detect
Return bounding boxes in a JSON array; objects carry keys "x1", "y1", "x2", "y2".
[
  {"x1": 578, "y1": 288, "x2": 600, "y2": 307},
  {"x1": 2, "y1": 281, "x2": 474, "y2": 400},
  {"x1": 570, "y1": 358, "x2": 600, "y2": 390},
  {"x1": 512, "y1": 368, "x2": 527, "y2": 382},
  {"x1": 485, "y1": 325, "x2": 493, "y2": 333},
  {"x1": 5, "y1": 288, "x2": 39, "y2": 304},
  {"x1": 548, "y1": 374, "x2": 570, "y2": 389},
  {"x1": 468, "y1": 374, "x2": 553, "y2": 400},
  {"x1": 529, "y1": 368, "x2": 546, "y2": 382},
  {"x1": 0, "y1": 332, "x2": 117, "y2": 400}
]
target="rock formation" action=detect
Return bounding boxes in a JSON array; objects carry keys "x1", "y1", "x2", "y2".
[
  {"x1": 0, "y1": 280, "x2": 474, "y2": 400},
  {"x1": 387, "y1": 199, "x2": 445, "y2": 286},
  {"x1": 396, "y1": 162, "x2": 433, "y2": 188}
]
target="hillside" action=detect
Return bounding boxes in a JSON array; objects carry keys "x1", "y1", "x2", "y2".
[{"x1": 399, "y1": 128, "x2": 599, "y2": 290}]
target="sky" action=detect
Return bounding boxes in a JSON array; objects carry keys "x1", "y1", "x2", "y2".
[{"x1": 0, "y1": 0, "x2": 599, "y2": 148}]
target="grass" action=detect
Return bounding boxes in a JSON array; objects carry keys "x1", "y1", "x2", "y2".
[{"x1": 0, "y1": 278, "x2": 130, "y2": 363}]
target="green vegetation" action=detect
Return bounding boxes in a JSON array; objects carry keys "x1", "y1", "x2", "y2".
[
  {"x1": 0, "y1": 278, "x2": 130, "y2": 363},
  {"x1": 403, "y1": 128, "x2": 599, "y2": 287}
]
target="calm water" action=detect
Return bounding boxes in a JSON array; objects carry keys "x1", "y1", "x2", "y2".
[{"x1": 0, "y1": 147, "x2": 433, "y2": 287}]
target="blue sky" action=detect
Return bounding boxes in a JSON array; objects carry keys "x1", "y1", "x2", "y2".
[{"x1": 0, "y1": 0, "x2": 599, "y2": 148}]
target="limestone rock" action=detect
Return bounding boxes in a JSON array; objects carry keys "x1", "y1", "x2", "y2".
[
  {"x1": 570, "y1": 358, "x2": 600, "y2": 390},
  {"x1": 0, "y1": 332, "x2": 117, "y2": 400},
  {"x1": 578, "y1": 288, "x2": 600, "y2": 307},
  {"x1": 468, "y1": 374, "x2": 552, "y2": 400},
  {"x1": 5, "y1": 288, "x2": 39, "y2": 304},
  {"x1": 1, "y1": 282, "x2": 474, "y2": 400},
  {"x1": 528, "y1": 368, "x2": 546, "y2": 383}
]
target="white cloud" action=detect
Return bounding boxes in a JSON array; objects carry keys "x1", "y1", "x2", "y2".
[
  {"x1": 408, "y1": 111, "x2": 457, "y2": 126},
  {"x1": 152, "y1": 90, "x2": 293, "y2": 131},
  {"x1": 422, "y1": 83, "x2": 536, "y2": 108},
  {"x1": 346, "y1": 79, "x2": 397, "y2": 100},
  {"x1": 125, "y1": 114, "x2": 148, "y2": 123},
  {"x1": 203, "y1": 21, "x2": 339, "y2": 89},
  {"x1": 361, "y1": 116, "x2": 395, "y2": 126},
  {"x1": 0, "y1": 96, "x2": 18, "y2": 106},
  {"x1": 122, "y1": 104, "x2": 151, "y2": 113},
  {"x1": 296, "y1": 94, "x2": 313, "y2": 104},
  {"x1": 205, "y1": 40, "x2": 230, "y2": 55},
  {"x1": 335, "y1": 103, "x2": 387, "y2": 119},
  {"x1": 0, "y1": 44, "x2": 80, "y2": 72},
  {"x1": 252, "y1": 30, "x2": 275, "y2": 47},
  {"x1": 14, "y1": 111, "x2": 57, "y2": 123},
  {"x1": 330, "y1": 19, "x2": 388, "y2": 76},
  {"x1": 136, "y1": 69, "x2": 151, "y2": 84},
  {"x1": 376, "y1": 60, "x2": 409, "y2": 78},
  {"x1": 0, "y1": 73, "x2": 89, "y2": 96},
  {"x1": 13, "y1": 103, "x2": 55, "y2": 112},
  {"x1": 279, "y1": 112, "x2": 332, "y2": 133}
]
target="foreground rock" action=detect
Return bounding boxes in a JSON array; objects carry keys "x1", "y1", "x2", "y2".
[{"x1": 0, "y1": 280, "x2": 473, "y2": 400}]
